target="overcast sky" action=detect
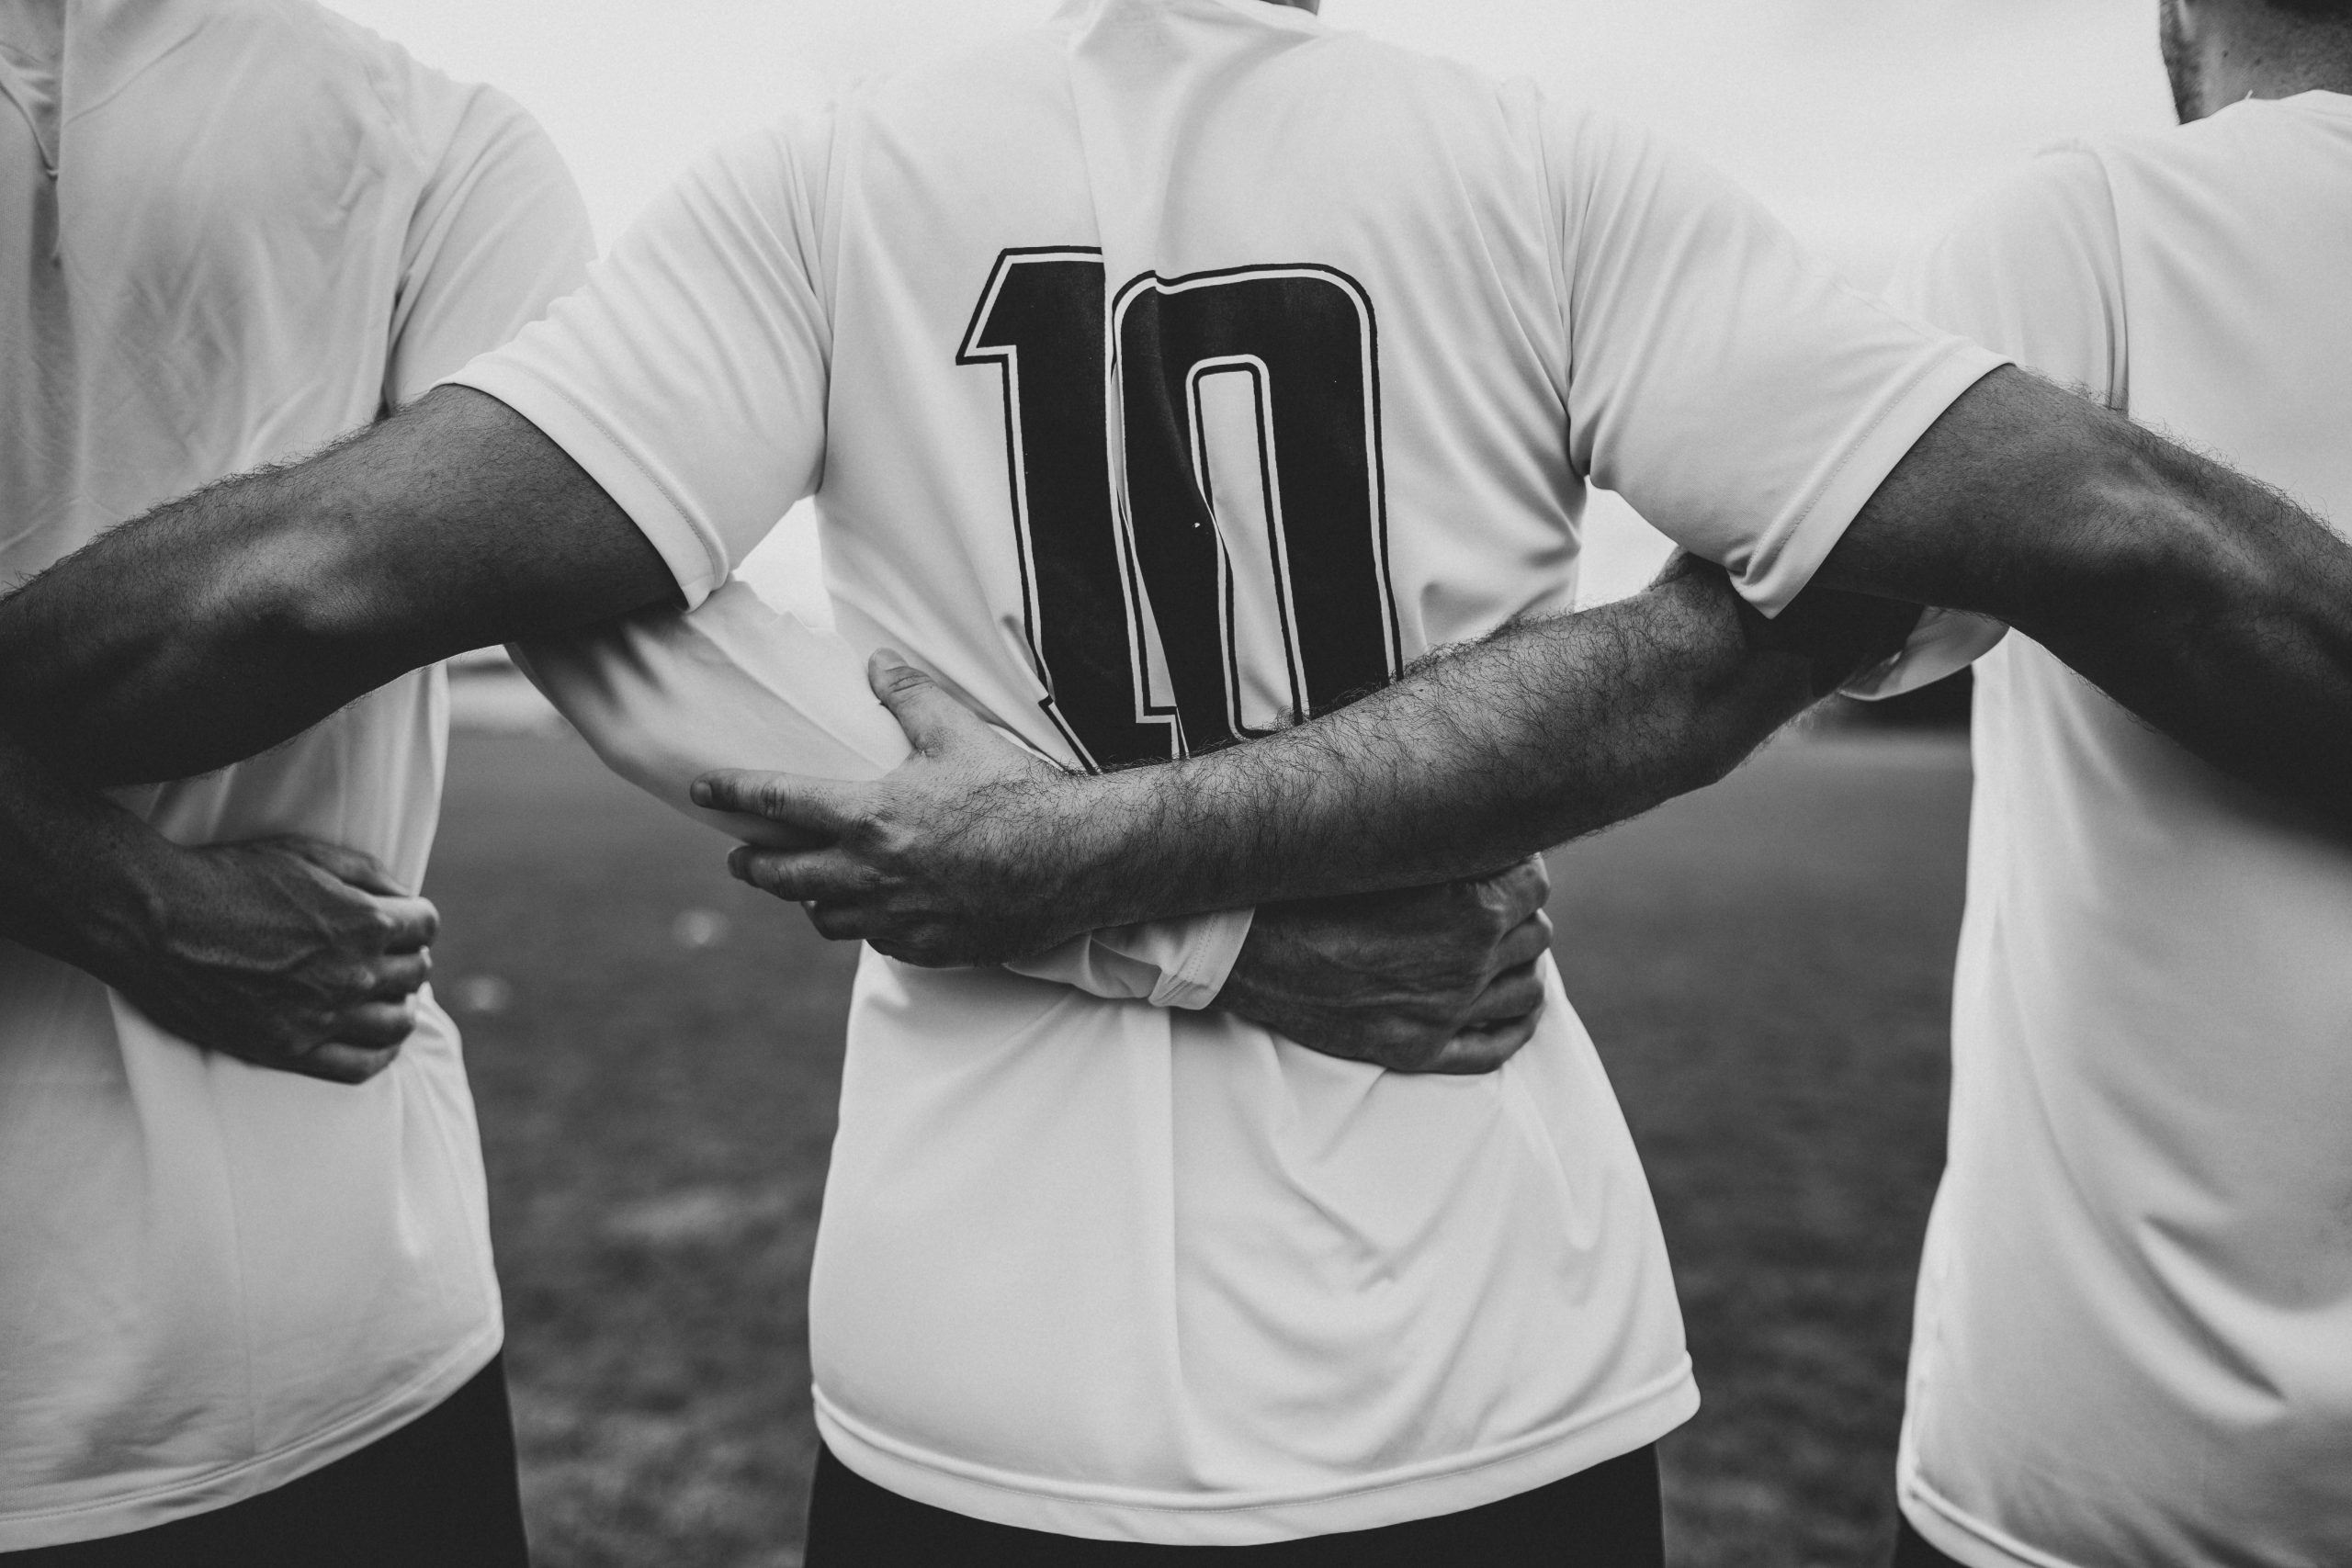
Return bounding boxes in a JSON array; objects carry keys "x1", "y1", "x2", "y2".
[{"x1": 326, "y1": 0, "x2": 2177, "y2": 606}]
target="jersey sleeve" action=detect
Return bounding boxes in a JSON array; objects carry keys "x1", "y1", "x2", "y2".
[
  {"x1": 384, "y1": 84, "x2": 594, "y2": 403},
  {"x1": 443, "y1": 119, "x2": 834, "y2": 608},
  {"x1": 514, "y1": 590, "x2": 1252, "y2": 1010},
  {"x1": 1546, "y1": 106, "x2": 2007, "y2": 616},
  {"x1": 1846, "y1": 145, "x2": 2129, "y2": 698}
]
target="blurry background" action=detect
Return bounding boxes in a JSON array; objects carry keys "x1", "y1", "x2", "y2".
[{"x1": 323, "y1": 2, "x2": 2177, "y2": 1562}]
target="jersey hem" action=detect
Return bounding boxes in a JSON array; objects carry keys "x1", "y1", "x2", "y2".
[
  {"x1": 0, "y1": 1323, "x2": 503, "y2": 1551},
  {"x1": 1744, "y1": 342, "x2": 2008, "y2": 617},
  {"x1": 812, "y1": 1360, "x2": 1697, "y2": 1545},
  {"x1": 441, "y1": 360, "x2": 725, "y2": 609},
  {"x1": 1898, "y1": 1462, "x2": 2090, "y2": 1568}
]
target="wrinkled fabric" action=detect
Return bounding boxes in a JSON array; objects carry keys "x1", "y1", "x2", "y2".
[
  {"x1": 1892, "y1": 93, "x2": 2352, "y2": 1568},
  {"x1": 0, "y1": 0, "x2": 589, "y2": 1546}
]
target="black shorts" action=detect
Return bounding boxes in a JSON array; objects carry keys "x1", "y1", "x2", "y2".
[
  {"x1": 805, "y1": 1442, "x2": 1664, "y2": 1565},
  {"x1": 4, "y1": 1353, "x2": 528, "y2": 1568},
  {"x1": 1891, "y1": 1518, "x2": 1968, "y2": 1568}
]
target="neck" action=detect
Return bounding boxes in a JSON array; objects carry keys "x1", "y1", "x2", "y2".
[{"x1": 2178, "y1": 5, "x2": 2352, "y2": 120}]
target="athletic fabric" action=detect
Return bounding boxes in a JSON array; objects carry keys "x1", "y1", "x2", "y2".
[
  {"x1": 514, "y1": 582, "x2": 1256, "y2": 1005},
  {"x1": 0, "y1": 1355, "x2": 528, "y2": 1568},
  {"x1": 802, "y1": 1441, "x2": 1663, "y2": 1565},
  {"x1": 0, "y1": 0, "x2": 591, "y2": 1547},
  {"x1": 450, "y1": 0, "x2": 2000, "y2": 1541},
  {"x1": 1887, "y1": 94, "x2": 2352, "y2": 1568}
]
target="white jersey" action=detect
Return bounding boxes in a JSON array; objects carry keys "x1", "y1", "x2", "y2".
[
  {"x1": 1887, "y1": 95, "x2": 2352, "y2": 1568},
  {"x1": 0, "y1": 0, "x2": 590, "y2": 1547},
  {"x1": 452, "y1": 0, "x2": 1998, "y2": 1541}
]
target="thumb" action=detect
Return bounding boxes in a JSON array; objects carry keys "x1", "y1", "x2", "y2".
[{"x1": 867, "y1": 649, "x2": 989, "y2": 758}]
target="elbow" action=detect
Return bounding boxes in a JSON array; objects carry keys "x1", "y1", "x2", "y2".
[{"x1": 2002, "y1": 432, "x2": 2238, "y2": 642}]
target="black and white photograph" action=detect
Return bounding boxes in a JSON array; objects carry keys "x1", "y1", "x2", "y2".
[{"x1": 1, "y1": 1, "x2": 2346, "y2": 1563}]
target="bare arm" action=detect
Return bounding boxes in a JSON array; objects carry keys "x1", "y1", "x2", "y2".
[
  {"x1": 0, "y1": 730, "x2": 438, "y2": 1082},
  {"x1": 699, "y1": 369, "x2": 2352, "y2": 963},
  {"x1": 1814, "y1": 369, "x2": 2352, "y2": 822},
  {"x1": 0, "y1": 390, "x2": 673, "y2": 1075},
  {"x1": 0, "y1": 386, "x2": 677, "y2": 785},
  {"x1": 701, "y1": 549, "x2": 1907, "y2": 962}
]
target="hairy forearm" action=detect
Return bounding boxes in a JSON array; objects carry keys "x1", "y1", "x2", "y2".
[
  {"x1": 1821, "y1": 374, "x2": 2352, "y2": 829},
  {"x1": 2032, "y1": 435, "x2": 2352, "y2": 825},
  {"x1": 0, "y1": 445, "x2": 401, "y2": 784},
  {"x1": 0, "y1": 728, "x2": 163, "y2": 975},
  {"x1": 2031, "y1": 432, "x2": 2342, "y2": 822},
  {"x1": 0, "y1": 389, "x2": 673, "y2": 785},
  {"x1": 1006, "y1": 560, "x2": 1840, "y2": 930}
]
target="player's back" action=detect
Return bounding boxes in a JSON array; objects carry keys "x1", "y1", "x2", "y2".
[
  {"x1": 0, "y1": 0, "x2": 586, "y2": 1545},
  {"x1": 1896, "y1": 94, "x2": 2352, "y2": 1566},
  {"x1": 463, "y1": 0, "x2": 1989, "y2": 1540},
  {"x1": 808, "y1": 9, "x2": 1690, "y2": 1537},
  {"x1": 811, "y1": 5, "x2": 1576, "y2": 759}
]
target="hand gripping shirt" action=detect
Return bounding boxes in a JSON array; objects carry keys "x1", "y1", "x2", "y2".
[
  {"x1": 451, "y1": 0, "x2": 2000, "y2": 1540},
  {"x1": 0, "y1": 0, "x2": 590, "y2": 1547},
  {"x1": 1887, "y1": 95, "x2": 2352, "y2": 1568}
]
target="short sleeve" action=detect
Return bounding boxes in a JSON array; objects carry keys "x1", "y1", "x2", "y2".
[
  {"x1": 386, "y1": 85, "x2": 594, "y2": 403},
  {"x1": 1548, "y1": 107, "x2": 2007, "y2": 616},
  {"x1": 516, "y1": 580, "x2": 1255, "y2": 1010},
  {"x1": 1845, "y1": 146, "x2": 2129, "y2": 699},
  {"x1": 1888, "y1": 146, "x2": 2125, "y2": 401},
  {"x1": 444, "y1": 118, "x2": 834, "y2": 609}
]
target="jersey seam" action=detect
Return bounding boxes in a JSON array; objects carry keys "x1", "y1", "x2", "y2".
[
  {"x1": 2078, "y1": 147, "x2": 2131, "y2": 412},
  {"x1": 815, "y1": 1357, "x2": 1692, "y2": 1517},
  {"x1": 1753, "y1": 338, "x2": 1982, "y2": 604},
  {"x1": 1902, "y1": 1465, "x2": 2092, "y2": 1568},
  {"x1": 0, "y1": 1320, "x2": 501, "y2": 1532},
  {"x1": 458, "y1": 367, "x2": 723, "y2": 603}
]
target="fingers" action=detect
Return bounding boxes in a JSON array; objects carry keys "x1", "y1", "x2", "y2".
[
  {"x1": 373, "y1": 895, "x2": 439, "y2": 954},
  {"x1": 1423, "y1": 1012, "x2": 1542, "y2": 1075},
  {"x1": 726, "y1": 845, "x2": 880, "y2": 908},
  {"x1": 1461, "y1": 955, "x2": 1548, "y2": 1027},
  {"x1": 369, "y1": 949, "x2": 433, "y2": 1000},
  {"x1": 866, "y1": 649, "x2": 991, "y2": 757},
  {"x1": 1481, "y1": 855, "x2": 1553, "y2": 925},
  {"x1": 1490, "y1": 909, "x2": 1555, "y2": 976},
  {"x1": 271, "y1": 836, "x2": 407, "y2": 897},
  {"x1": 334, "y1": 998, "x2": 421, "y2": 1050},
  {"x1": 290, "y1": 1042, "x2": 405, "y2": 1086},
  {"x1": 693, "y1": 769, "x2": 866, "y2": 836}
]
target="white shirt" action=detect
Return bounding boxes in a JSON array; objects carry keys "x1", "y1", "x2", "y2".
[
  {"x1": 1887, "y1": 95, "x2": 2352, "y2": 1568},
  {"x1": 454, "y1": 0, "x2": 1999, "y2": 1541},
  {"x1": 0, "y1": 0, "x2": 591, "y2": 1547}
]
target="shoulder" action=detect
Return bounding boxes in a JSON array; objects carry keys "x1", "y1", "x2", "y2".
[
  {"x1": 1895, "y1": 144, "x2": 2124, "y2": 400},
  {"x1": 255, "y1": 3, "x2": 556, "y2": 186},
  {"x1": 1939, "y1": 141, "x2": 2120, "y2": 267}
]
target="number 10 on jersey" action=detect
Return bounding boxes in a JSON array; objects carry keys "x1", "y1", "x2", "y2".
[{"x1": 959, "y1": 248, "x2": 1402, "y2": 772}]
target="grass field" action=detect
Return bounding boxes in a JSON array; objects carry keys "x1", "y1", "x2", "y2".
[{"x1": 427, "y1": 727, "x2": 1972, "y2": 1568}]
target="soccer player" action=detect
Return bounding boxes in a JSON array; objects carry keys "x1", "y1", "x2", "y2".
[
  {"x1": 0, "y1": 11, "x2": 1541, "y2": 1563},
  {"x1": 1875, "y1": 2, "x2": 2352, "y2": 1562},
  {"x1": 0, "y1": 2, "x2": 590, "y2": 1559},
  {"x1": 6, "y1": 2, "x2": 2352, "y2": 1562}
]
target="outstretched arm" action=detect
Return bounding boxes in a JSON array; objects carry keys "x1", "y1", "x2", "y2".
[
  {"x1": 517, "y1": 582, "x2": 1562, "y2": 1071},
  {"x1": 1812, "y1": 370, "x2": 2352, "y2": 822},
  {"x1": 701, "y1": 370, "x2": 2352, "y2": 964},
  {"x1": 703, "y1": 550, "x2": 1913, "y2": 964},
  {"x1": 0, "y1": 387, "x2": 678, "y2": 786}
]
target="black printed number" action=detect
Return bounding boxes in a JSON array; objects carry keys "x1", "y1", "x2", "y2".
[{"x1": 959, "y1": 250, "x2": 1400, "y2": 770}]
